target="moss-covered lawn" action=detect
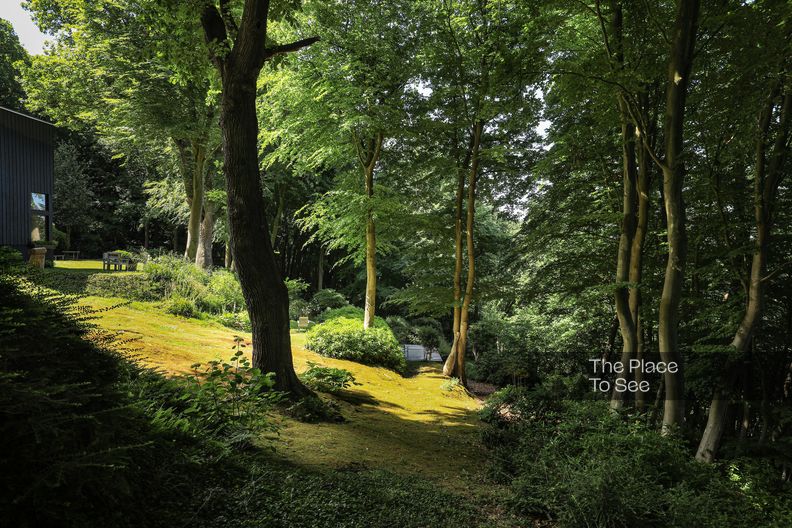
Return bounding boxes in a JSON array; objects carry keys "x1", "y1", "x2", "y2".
[
  {"x1": 79, "y1": 296, "x2": 487, "y2": 494},
  {"x1": 54, "y1": 259, "x2": 105, "y2": 270}
]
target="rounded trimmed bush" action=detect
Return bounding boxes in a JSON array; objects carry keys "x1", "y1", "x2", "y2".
[{"x1": 305, "y1": 315, "x2": 406, "y2": 372}]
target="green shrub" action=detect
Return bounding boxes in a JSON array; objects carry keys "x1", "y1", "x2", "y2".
[
  {"x1": 142, "y1": 255, "x2": 244, "y2": 315},
  {"x1": 202, "y1": 269, "x2": 244, "y2": 313},
  {"x1": 309, "y1": 288, "x2": 348, "y2": 316},
  {"x1": 318, "y1": 305, "x2": 390, "y2": 328},
  {"x1": 285, "y1": 278, "x2": 309, "y2": 299},
  {"x1": 480, "y1": 382, "x2": 792, "y2": 528},
  {"x1": 305, "y1": 315, "x2": 406, "y2": 372},
  {"x1": 416, "y1": 324, "x2": 444, "y2": 352},
  {"x1": 300, "y1": 361, "x2": 359, "y2": 393},
  {"x1": 289, "y1": 298, "x2": 310, "y2": 320},
  {"x1": 52, "y1": 224, "x2": 70, "y2": 250},
  {"x1": 142, "y1": 254, "x2": 208, "y2": 299},
  {"x1": 386, "y1": 315, "x2": 415, "y2": 343},
  {"x1": 441, "y1": 377, "x2": 461, "y2": 392},
  {"x1": 214, "y1": 310, "x2": 251, "y2": 332},
  {"x1": 165, "y1": 295, "x2": 198, "y2": 318},
  {"x1": 180, "y1": 337, "x2": 282, "y2": 444},
  {"x1": 0, "y1": 246, "x2": 23, "y2": 272},
  {"x1": 85, "y1": 272, "x2": 162, "y2": 300}
]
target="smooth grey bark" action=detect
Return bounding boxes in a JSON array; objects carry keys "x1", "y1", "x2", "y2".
[
  {"x1": 196, "y1": 201, "x2": 215, "y2": 269},
  {"x1": 696, "y1": 88, "x2": 791, "y2": 462},
  {"x1": 176, "y1": 139, "x2": 207, "y2": 263},
  {"x1": 355, "y1": 131, "x2": 383, "y2": 330},
  {"x1": 655, "y1": 0, "x2": 700, "y2": 433}
]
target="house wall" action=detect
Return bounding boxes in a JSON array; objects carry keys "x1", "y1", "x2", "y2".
[{"x1": 0, "y1": 107, "x2": 55, "y2": 258}]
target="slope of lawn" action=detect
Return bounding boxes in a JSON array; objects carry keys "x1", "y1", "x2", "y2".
[
  {"x1": 54, "y1": 259, "x2": 106, "y2": 269},
  {"x1": 79, "y1": 296, "x2": 487, "y2": 493}
]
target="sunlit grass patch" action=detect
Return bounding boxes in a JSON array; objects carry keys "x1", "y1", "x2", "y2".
[{"x1": 54, "y1": 259, "x2": 105, "y2": 270}]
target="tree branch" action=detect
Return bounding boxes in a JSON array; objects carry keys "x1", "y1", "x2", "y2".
[
  {"x1": 219, "y1": 0, "x2": 239, "y2": 41},
  {"x1": 201, "y1": 3, "x2": 228, "y2": 67},
  {"x1": 762, "y1": 261, "x2": 792, "y2": 283},
  {"x1": 264, "y1": 36, "x2": 321, "y2": 59}
]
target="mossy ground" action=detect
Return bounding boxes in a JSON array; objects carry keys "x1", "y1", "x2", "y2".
[
  {"x1": 79, "y1": 294, "x2": 487, "y2": 494},
  {"x1": 54, "y1": 259, "x2": 105, "y2": 270}
]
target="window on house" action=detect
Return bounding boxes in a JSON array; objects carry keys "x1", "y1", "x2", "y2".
[
  {"x1": 31, "y1": 213, "x2": 47, "y2": 242},
  {"x1": 30, "y1": 193, "x2": 49, "y2": 242},
  {"x1": 31, "y1": 192, "x2": 47, "y2": 211}
]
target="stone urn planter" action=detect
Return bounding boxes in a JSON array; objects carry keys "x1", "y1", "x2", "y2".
[
  {"x1": 28, "y1": 247, "x2": 47, "y2": 269},
  {"x1": 33, "y1": 241, "x2": 58, "y2": 260}
]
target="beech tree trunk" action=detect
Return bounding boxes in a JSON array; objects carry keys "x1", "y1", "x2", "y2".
[
  {"x1": 656, "y1": 0, "x2": 700, "y2": 433},
  {"x1": 632, "y1": 143, "x2": 651, "y2": 409},
  {"x1": 225, "y1": 241, "x2": 233, "y2": 269},
  {"x1": 358, "y1": 132, "x2": 383, "y2": 329},
  {"x1": 201, "y1": 0, "x2": 318, "y2": 397},
  {"x1": 606, "y1": 3, "x2": 654, "y2": 409},
  {"x1": 196, "y1": 201, "x2": 215, "y2": 269},
  {"x1": 611, "y1": 95, "x2": 639, "y2": 410},
  {"x1": 696, "y1": 88, "x2": 791, "y2": 462},
  {"x1": 177, "y1": 139, "x2": 207, "y2": 263},
  {"x1": 270, "y1": 185, "x2": 284, "y2": 248},
  {"x1": 443, "y1": 121, "x2": 483, "y2": 384},
  {"x1": 316, "y1": 249, "x2": 324, "y2": 291},
  {"x1": 443, "y1": 136, "x2": 471, "y2": 377}
]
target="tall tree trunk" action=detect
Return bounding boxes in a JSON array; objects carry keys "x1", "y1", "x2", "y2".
[
  {"x1": 177, "y1": 140, "x2": 206, "y2": 263},
  {"x1": 360, "y1": 132, "x2": 383, "y2": 329},
  {"x1": 143, "y1": 217, "x2": 150, "y2": 249},
  {"x1": 632, "y1": 143, "x2": 651, "y2": 409},
  {"x1": 196, "y1": 202, "x2": 215, "y2": 269},
  {"x1": 225, "y1": 241, "x2": 233, "y2": 269},
  {"x1": 606, "y1": 3, "x2": 651, "y2": 410},
  {"x1": 656, "y1": 0, "x2": 700, "y2": 433},
  {"x1": 201, "y1": 0, "x2": 318, "y2": 397},
  {"x1": 696, "y1": 88, "x2": 791, "y2": 462},
  {"x1": 446, "y1": 121, "x2": 483, "y2": 385},
  {"x1": 443, "y1": 138, "x2": 471, "y2": 376},
  {"x1": 219, "y1": 87, "x2": 304, "y2": 394},
  {"x1": 270, "y1": 185, "x2": 284, "y2": 248},
  {"x1": 611, "y1": 94, "x2": 639, "y2": 410},
  {"x1": 316, "y1": 248, "x2": 324, "y2": 291}
]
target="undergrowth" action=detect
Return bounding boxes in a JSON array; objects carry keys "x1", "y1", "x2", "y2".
[{"x1": 0, "y1": 270, "x2": 490, "y2": 527}]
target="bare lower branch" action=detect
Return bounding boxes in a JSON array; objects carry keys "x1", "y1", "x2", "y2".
[{"x1": 264, "y1": 36, "x2": 321, "y2": 59}]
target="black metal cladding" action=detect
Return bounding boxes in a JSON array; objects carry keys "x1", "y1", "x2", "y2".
[{"x1": 0, "y1": 106, "x2": 55, "y2": 256}]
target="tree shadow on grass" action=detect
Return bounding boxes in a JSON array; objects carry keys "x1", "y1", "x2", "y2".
[
  {"x1": 402, "y1": 360, "x2": 445, "y2": 378},
  {"x1": 278, "y1": 383, "x2": 487, "y2": 493},
  {"x1": 332, "y1": 388, "x2": 406, "y2": 410}
]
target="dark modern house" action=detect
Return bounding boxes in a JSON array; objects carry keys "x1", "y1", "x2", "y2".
[{"x1": 0, "y1": 106, "x2": 55, "y2": 258}]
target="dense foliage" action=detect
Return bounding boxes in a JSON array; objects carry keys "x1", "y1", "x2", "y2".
[
  {"x1": 481, "y1": 384, "x2": 792, "y2": 527},
  {"x1": 3, "y1": 0, "x2": 792, "y2": 524}
]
